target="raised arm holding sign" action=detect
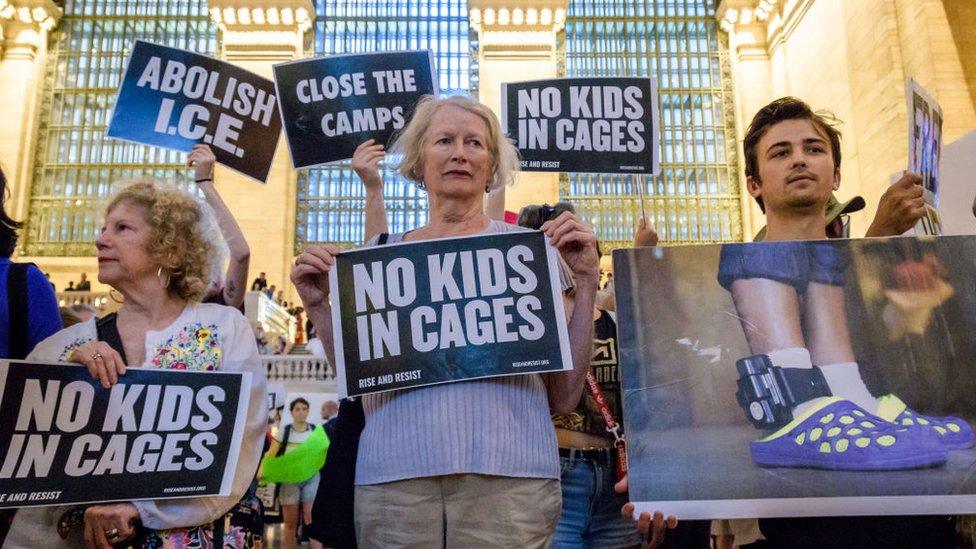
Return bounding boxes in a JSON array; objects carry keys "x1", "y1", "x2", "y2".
[{"x1": 291, "y1": 94, "x2": 599, "y2": 547}]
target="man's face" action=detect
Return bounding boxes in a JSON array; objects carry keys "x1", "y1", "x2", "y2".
[{"x1": 748, "y1": 119, "x2": 839, "y2": 216}]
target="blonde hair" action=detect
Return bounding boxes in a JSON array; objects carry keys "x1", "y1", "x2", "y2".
[
  {"x1": 391, "y1": 95, "x2": 519, "y2": 192},
  {"x1": 106, "y1": 179, "x2": 222, "y2": 302}
]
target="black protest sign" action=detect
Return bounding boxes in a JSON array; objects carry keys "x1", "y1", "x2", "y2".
[
  {"x1": 502, "y1": 77, "x2": 660, "y2": 174},
  {"x1": 107, "y1": 40, "x2": 281, "y2": 183},
  {"x1": 329, "y1": 231, "x2": 572, "y2": 398},
  {"x1": 0, "y1": 361, "x2": 251, "y2": 508},
  {"x1": 273, "y1": 50, "x2": 437, "y2": 168}
]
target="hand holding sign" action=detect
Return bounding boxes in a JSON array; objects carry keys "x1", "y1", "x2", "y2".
[
  {"x1": 84, "y1": 503, "x2": 140, "y2": 548},
  {"x1": 541, "y1": 212, "x2": 600, "y2": 285},
  {"x1": 634, "y1": 216, "x2": 659, "y2": 248},
  {"x1": 866, "y1": 172, "x2": 927, "y2": 237},
  {"x1": 351, "y1": 139, "x2": 386, "y2": 191},
  {"x1": 68, "y1": 341, "x2": 127, "y2": 389},
  {"x1": 292, "y1": 244, "x2": 341, "y2": 310},
  {"x1": 187, "y1": 144, "x2": 216, "y2": 181}
]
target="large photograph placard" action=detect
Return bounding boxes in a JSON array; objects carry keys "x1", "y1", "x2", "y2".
[
  {"x1": 329, "y1": 231, "x2": 572, "y2": 398},
  {"x1": 274, "y1": 50, "x2": 437, "y2": 168},
  {"x1": 614, "y1": 237, "x2": 976, "y2": 519},
  {"x1": 106, "y1": 40, "x2": 281, "y2": 183},
  {"x1": 0, "y1": 361, "x2": 251, "y2": 508},
  {"x1": 501, "y1": 77, "x2": 660, "y2": 174}
]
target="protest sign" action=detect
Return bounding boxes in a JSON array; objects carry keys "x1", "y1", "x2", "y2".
[
  {"x1": 615, "y1": 237, "x2": 976, "y2": 519},
  {"x1": 106, "y1": 40, "x2": 281, "y2": 183},
  {"x1": 907, "y1": 79, "x2": 944, "y2": 235},
  {"x1": 329, "y1": 231, "x2": 572, "y2": 398},
  {"x1": 501, "y1": 77, "x2": 660, "y2": 174},
  {"x1": 274, "y1": 50, "x2": 437, "y2": 168},
  {"x1": 0, "y1": 361, "x2": 251, "y2": 508}
]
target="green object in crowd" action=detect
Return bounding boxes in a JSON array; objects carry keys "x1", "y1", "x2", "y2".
[{"x1": 261, "y1": 424, "x2": 330, "y2": 484}]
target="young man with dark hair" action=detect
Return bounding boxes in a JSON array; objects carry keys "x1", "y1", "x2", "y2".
[{"x1": 721, "y1": 97, "x2": 958, "y2": 548}]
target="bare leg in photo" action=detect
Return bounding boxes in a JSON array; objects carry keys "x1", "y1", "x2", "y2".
[
  {"x1": 728, "y1": 278, "x2": 806, "y2": 354},
  {"x1": 802, "y1": 281, "x2": 877, "y2": 413}
]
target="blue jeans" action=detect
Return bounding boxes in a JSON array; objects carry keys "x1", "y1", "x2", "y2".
[{"x1": 551, "y1": 455, "x2": 642, "y2": 549}]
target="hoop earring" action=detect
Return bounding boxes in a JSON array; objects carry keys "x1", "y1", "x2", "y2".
[
  {"x1": 156, "y1": 266, "x2": 171, "y2": 289},
  {"x1": 109, "y1": 288, "x2": 125, "y2": 304},
  {"x1": 416, "y1": 180, "x2": 427, "y2": 191},
  {"x1": 485, "y1": 184, "x2": 491, "y2": 194}
]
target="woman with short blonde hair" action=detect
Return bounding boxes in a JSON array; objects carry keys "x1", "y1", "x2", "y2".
[{"x1": 294, "y1": 95, "x2": 601, "y2": 548}]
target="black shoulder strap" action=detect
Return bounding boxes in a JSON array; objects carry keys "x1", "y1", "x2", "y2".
[
  {"x1": 276, "y1": 423, "x2": 292, "y2": 457},
  {"x1": 95, "y1": 313, "x2": 128, "y2": 364},
  {"x1": 377, "y1": 232, "x2": 389, "y2": 245},
  {"x1": 7, "y1": 263, "x2": 29, "y2": 360}
]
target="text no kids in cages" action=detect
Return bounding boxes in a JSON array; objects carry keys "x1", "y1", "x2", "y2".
[
  {"x1": 503, "y1": 77, "x2": 660, "y2": 175},
  {"x1": 107, "y1": 41, "x2": 282, "y2": 183},
  {"x1": 274, "y1": 50, "x2": 437, "y2": 168},
  {"x1": 0, "y1": 362, "x2": 250, "y2": 508},
  {"x1": 329, "y1": 232, "x2": 573, "y2": 398}
]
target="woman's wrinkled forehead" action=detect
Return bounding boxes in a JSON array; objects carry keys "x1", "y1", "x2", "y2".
[
  {"x1": 425, "y1": 103, "x2": 490, "y2": 138},
  {"x1": 105, "y1": 198, "x2": 149, "y2": 224}
]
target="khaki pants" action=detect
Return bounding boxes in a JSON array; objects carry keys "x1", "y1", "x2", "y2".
[{"x1": 355, "y1": 474, "x2": 561, "y2": 549}]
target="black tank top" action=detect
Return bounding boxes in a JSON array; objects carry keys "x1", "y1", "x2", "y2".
[{"x1": 551, "y1": 310, "x2": 623, "y2": 438}]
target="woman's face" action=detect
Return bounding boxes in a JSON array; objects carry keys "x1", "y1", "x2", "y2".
[
  {"x1": 291, "y1": 403, "x2": 309, "y2": 423},
  {"x1": 96, "y1": 200, "x2": 157, "y2": 288},
  {"x1": 420, "y1": 104, "x2": 493, "y2": 198}
]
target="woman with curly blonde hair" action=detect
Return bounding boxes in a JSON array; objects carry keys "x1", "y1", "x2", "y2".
[{"x1": 6, "y1": 181, "x2": 267, "y2": 549}]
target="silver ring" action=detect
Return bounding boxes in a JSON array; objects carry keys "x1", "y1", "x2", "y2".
[
  {"x1": 91, "y1": 352, "x2": 103, "y2": 361},
  {"x1": 105, "y1": 528, "x2": 119, "y2": 539}
]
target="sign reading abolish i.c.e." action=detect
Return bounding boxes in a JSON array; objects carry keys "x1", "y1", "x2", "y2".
[{"x1": 107, "y1": 40, "x2": 281, "y2": 183}]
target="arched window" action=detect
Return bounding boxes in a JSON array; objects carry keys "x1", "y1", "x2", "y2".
[
  {"x1": 295, "y1": 0, "x2": 473, "y2": 251},
  {"x1": 562, "y1": 0, "x2": 742, "y2": 248},
  {"x1": 23, "y1": 0, "x2": 215, "y2": 256}
]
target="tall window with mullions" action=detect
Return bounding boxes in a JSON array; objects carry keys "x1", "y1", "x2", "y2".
[
  {"x1": 22, "y1": 0, "x2": 216, "y2": 257},
  {"x1": 296, "y1": 0, "x2": 473, "y2": 251},
  {"x1": 562, "y1": 0, "x2": 742, "y2": 249}
]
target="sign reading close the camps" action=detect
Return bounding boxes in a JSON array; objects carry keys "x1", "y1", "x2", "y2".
[
  {"x1": 274, "y1": 50, "x2": 437, "y2": 168},
  {"x1": 329, "y1": 231, "x2": 572, "y2": 398},
  {"x1": 106, "y1": 40, "x2": 281, "y2": 183},
  {"x1": 501, "y1": 77, "x2": 661, "y2": 174},
  {"x1": 0, "y1": 361, "x2": 251, "y2": 508},
  {"x1": 614, "y1": 237, "x2": 976, "y2": 519}
]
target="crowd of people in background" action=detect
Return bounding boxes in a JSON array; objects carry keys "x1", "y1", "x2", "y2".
[{"x1": 0, "y1": 89, "x2": 944, "y2": 549}]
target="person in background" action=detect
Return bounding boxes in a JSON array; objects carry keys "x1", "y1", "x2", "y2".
[
  {"x1": 0, "y1": 165, "x2": 61, "y2": 362},
  {"x1": 252, "y1": 271, "x2": 268, "y2": 291},
  {"x1": 75, "y1": 272, "x2": 91, "y2": 291},
  {"x1": 263, "y1": 398, "x2": 327, "y2": 549},
  {"x1": 188, "y1": 144, "x2": 251, "y2": 310}
]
